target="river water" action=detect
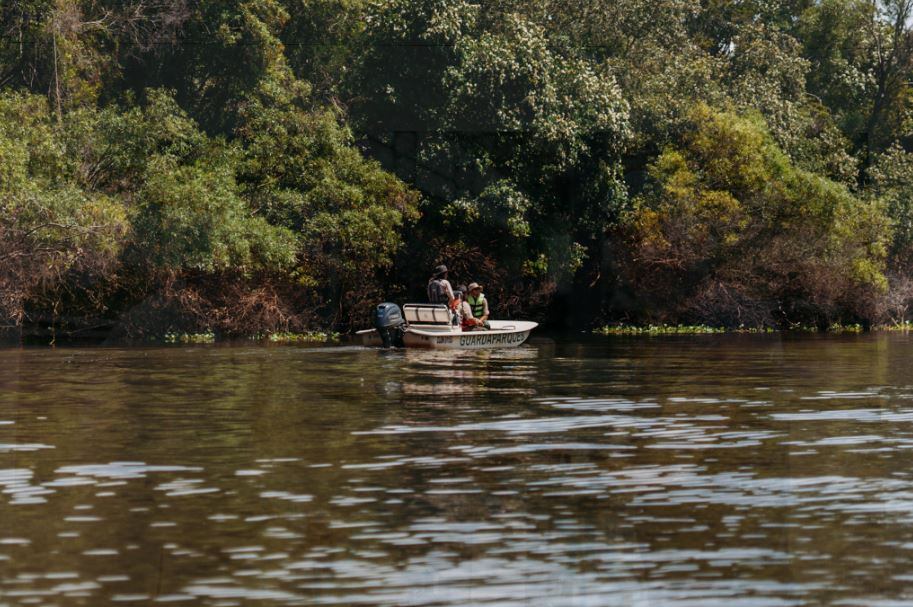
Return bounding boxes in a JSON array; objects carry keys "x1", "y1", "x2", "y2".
[{"x1": 1, "y1": 333, "x2": 913, "y2": 605}]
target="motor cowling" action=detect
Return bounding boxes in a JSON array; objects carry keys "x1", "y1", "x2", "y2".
[{"x1": 373, "y1": 302, "x2": 405, "y2": 348}]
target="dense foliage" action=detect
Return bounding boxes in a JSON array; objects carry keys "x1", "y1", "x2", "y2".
[{"x1": 2, "y1": 0, "x2": 913, "y2": 337}]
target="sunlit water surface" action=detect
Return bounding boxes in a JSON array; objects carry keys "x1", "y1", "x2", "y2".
[{"x1": 2, "y1": 334, "x2": 913, "y2": 606}]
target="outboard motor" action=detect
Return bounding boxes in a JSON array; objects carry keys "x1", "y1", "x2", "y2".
[{"x1": 372, "y1": 302, "x2": 405, "y2": 348}]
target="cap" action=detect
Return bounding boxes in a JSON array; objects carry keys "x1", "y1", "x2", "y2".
[
  {"x1": 468, "y1": 282, "x2": 482, "y2": 291},
  {"x1": 433, "y1": 264, "x2": 448, "y2": 276}
]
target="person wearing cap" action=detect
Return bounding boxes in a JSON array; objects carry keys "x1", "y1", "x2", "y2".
[
  {"x1": 466, "y1": 282, "x2": 490, "y2": 328},
  {"x1": 427, "y1": 264, "x2": 455, "y2": 305},
  {"x1": 454, "y1": 285, "x2": 483, "y2": 330}
]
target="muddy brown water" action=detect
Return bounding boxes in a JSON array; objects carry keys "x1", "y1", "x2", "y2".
[{"x1": 2, "y1": 333, "x2": 913, "y2": 605}]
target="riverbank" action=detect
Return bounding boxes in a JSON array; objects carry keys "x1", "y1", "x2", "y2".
[
  {"x1": 2, "y1": 328, "x2": 341, "y2": 347},
  {"x1": 594, "y1": 322, "x2": 913, "y2": 336}
]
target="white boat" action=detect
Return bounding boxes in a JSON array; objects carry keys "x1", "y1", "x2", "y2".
[{"x1": 357, "y1": 303, "x2": 537, "y2": 350}]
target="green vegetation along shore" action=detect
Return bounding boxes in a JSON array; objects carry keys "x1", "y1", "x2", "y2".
[{"x1": 4, "y1": 0, "x2": 913, "y2": 341}]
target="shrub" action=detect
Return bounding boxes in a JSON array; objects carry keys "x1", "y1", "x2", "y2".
[{"x1": 620, "y1": 104, "x2": 890, "y2": 327}]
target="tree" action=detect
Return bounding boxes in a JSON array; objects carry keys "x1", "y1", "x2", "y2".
[
  {"x1": 724, "y1": 22, "x2": 859, "y2": 184},
  {"x1": 280, "y1": 0, "x2": 367, "y2": 101},
  {"x1": 112, "y1": 0, "x2": 290, "y2": 134},
  {"x1": 868, "y1": 144, "x2": 913, "y2": 262},
  {"x1": 621, "y1": 104, "x2": 890, "y2": 327},
  {"x1": 798, "y1": 0, "x2": 913, "y2": 172},
  {"x1": 0, "y1": 92, "x2": 128, "y2": 331},
  {"x1": 352, "y1": 2, "x2": 631, "y2": 309},
  {"x1": 234, "y1": 67, "x2": 420, "y2": 323}
]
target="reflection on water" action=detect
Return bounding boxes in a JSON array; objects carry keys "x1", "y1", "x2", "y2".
[{"x1": 3, "y1": 334, "x2": 913, "y2": 604}]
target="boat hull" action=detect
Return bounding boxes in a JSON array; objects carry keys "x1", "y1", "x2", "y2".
[
  {"x1": 357, "y1": 320, "x2": 537, "y2": 350},
  {"x1": 404, "y1": 327, "x2": 532, "y2": 349}
]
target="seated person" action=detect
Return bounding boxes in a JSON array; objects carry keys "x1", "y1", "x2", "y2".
[
  {"x1": 466, "y1": 282, "x2": 490, "y2": 329},
  {"x1": 454, "y1": 285, "x2": 484, "y2": 330}
]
